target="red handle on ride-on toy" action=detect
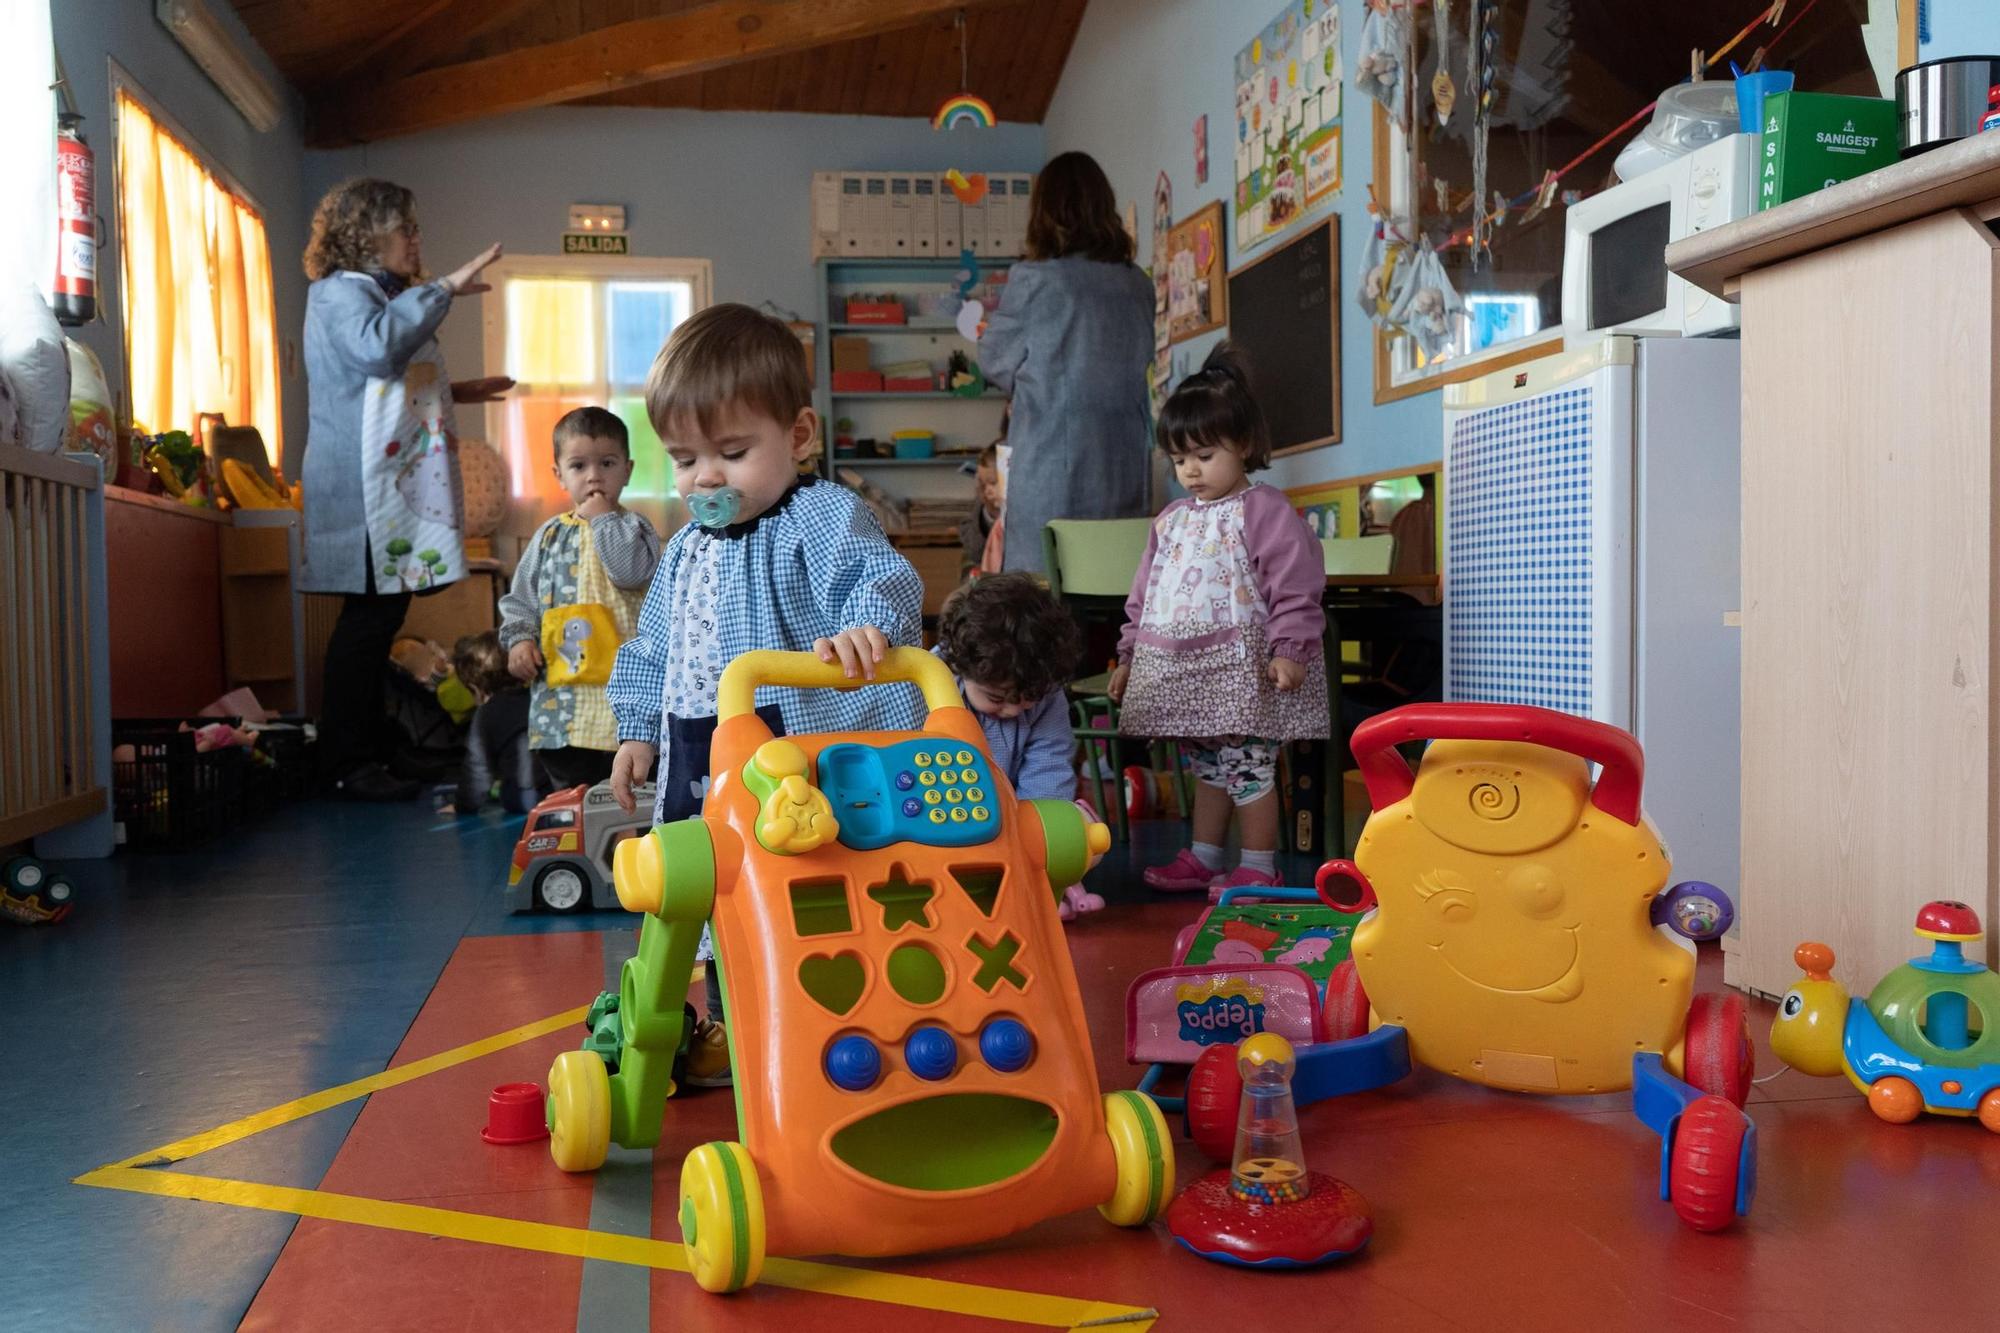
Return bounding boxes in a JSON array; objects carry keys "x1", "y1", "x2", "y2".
[{"x1": 1348, "y1": 703, "x2": 1646, "y2": 826}]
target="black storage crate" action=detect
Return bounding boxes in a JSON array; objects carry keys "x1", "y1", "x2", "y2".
[{"x1": 111, "y1": 718, "x2": 316, "y2": 849}]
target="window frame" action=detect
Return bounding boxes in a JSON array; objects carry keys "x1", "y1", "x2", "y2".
[
  {"x1": 478, "y1": 252, "x2": 713, "y2": 512},
  {"x1": 108, "y1": 61, "x2": 283, "y2": 446}
]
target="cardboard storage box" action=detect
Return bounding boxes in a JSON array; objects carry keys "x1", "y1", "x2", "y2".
[
  {"x1": 1758, "y1": 92, "x2": 1898, "y2": 210},
  {"x1": 844, "y1": 299, "x2": 906, "y2": 324},
  {"x1": 831, "y1": 370, "x2": 884, "y2": 393},
  {"x1": 831, "y1": 335, "x2": 872, "y2": 373}
]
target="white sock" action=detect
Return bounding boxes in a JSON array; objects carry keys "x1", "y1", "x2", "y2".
[
  {"x1": 1240, "y1": 848, "x2": 1276, "y2": 877},
  {"x1": 1191, "y1": 841, "x2": 1225, "y2": 870}
]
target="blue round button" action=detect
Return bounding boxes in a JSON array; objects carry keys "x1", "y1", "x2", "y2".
[
  {"x1": 904, "y1": 1026, "x2": 958, "y2": 1081},
  {"x1": 825, "y1": 1035, "x2": 881, "y2": 1092},
  {"x1": 902, "y1": 797, "x2": 922, "y2": 817},
  {"x1": 979, "y1": 1019, "x2": 1034, "y2": 1073},
  {"x1": 895, "y1": 770, "x2": 916, "y2": 790}
]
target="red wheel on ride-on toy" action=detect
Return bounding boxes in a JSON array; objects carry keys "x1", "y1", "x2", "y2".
[
  {"x1": 1323, "y1": 960, "x2": 1371, "y2": 1042},
  {"x1": 1185, "y1": 1043, "x2": 1243, "y2": 1162},
  {"x1": 1683, "y1": 992, "x2": 1754, "y2": 1108},
  {"x1": 1123, "y1": 766, "x2": 1151, "y2": 821},
  {"x1": 1669, "y1": 1094, "x2": 1747, "y2": 1232}
]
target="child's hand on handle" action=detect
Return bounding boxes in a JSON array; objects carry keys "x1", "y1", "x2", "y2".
[
  {"x1": 507, "y1": 640, "x2": 544, "y2": 683},
  {"x1": 1268, "y1": 656, "x2": 1306, "y2": 692},
  {"x1": 610, "y1": 741, "x2": 657, "y2": 815},
  {"x1": 443, "y1": 242, "x2": 503, "y2": 296},
  {"x1": 1107, "y1": 662, "x2": 1130, "y2": 703},
  {"x1": 815, "y1": 626, "x2": 890, "y2": 680}
]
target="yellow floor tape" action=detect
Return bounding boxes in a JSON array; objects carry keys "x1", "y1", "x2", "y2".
[{"x1": 75, "y1": 1003, "x2": 1158, "y2": 1331}]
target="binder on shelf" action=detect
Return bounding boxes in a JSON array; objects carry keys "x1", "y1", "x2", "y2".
[
  {"x1": 1005, "y1": 174, "x2": 1034, "y2": 257},
  {"x1": 936, "y1": 172, "x2": 964, "y2": 254},
  {"x1": 887, "y1": 173, "x2": 915, "y2": 256},
  {"x1": 811, "y1": 171, "x2": 842, "y2": 259},
  {"x1": 911, "y1": 173, "x2": 939, "y2": 257},
  {"x1": 862, "y1": 173, "x2": 892, "y2": 257},
  {"x1": 838, "y1": 173, "x2": 867, "y2": 257},
  {"x1": 962, "y1": 183, "x2": 992, "y2": 258}
]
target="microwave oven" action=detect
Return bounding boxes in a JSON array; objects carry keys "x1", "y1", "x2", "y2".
[{"x1": 1561, "y1": 132, "x2": 1758, "y2": 339}]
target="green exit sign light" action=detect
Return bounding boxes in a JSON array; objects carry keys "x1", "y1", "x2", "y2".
[{"x1": 563, "y1": 232, "x2": 629, "y2": 255}]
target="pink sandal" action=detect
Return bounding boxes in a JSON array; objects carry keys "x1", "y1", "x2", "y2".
[
  {"x1": 1144, "y1": 849, "x2": 1218, "y2": 892},
  {"x1": 1206, "y1": 865, "x2": 1281, "y2": 903}
]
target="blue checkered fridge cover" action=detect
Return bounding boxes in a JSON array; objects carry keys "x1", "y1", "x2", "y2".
[{"x1": 1441, "y1": 338, "x2": 1634, "y2": 726}]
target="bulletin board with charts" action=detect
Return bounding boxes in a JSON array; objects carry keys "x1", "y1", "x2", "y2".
[
  {"x1": 1166, "y1": 201, "x2": 1227, "y2": 343},
  {"x1": 1234, "y1": 0, "x2": 1342, "y2": 252}
]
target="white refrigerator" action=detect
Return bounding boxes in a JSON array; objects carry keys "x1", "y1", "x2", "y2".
[{"x1": 1441, "y1": 335, "x2": 1742, "y2": 897}]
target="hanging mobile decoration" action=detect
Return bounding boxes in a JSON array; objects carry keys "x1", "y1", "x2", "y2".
[
  {"x1": 932, "y1": 10, "x2": 996, "y2": 131},
  {"x1": 1467, "y1": 0, "x2": 1497, "y2": 269},
  {"x1": 1430, "y1": 0, "x2": 1457, "y2": 128}
]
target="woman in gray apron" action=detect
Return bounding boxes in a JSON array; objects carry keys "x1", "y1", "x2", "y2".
[
  {"x1": 299, "y1": 178, "x2": 510, "y2": 800},
  {"x1": 977, "y1": 152, "x2": 1154, "y2": 575}
]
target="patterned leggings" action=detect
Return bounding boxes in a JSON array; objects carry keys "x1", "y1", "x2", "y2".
[{"x1": 1180, "y1": 736, "x2": 1279, "y2": 807}]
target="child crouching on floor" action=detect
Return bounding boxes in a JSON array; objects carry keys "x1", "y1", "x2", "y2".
[
  {"x1": 935, "y1": 573, "x2": 1105, "y2": 920},
  {"x1": 446, "y1": 631, "x2": 541, "y2": 815},
  {"x1": 607, "y1": 302, "x2": 927, "y2": 1087}
]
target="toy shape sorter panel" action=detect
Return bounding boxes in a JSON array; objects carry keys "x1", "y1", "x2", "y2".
[{"x1": 1444, "y1": 381, "x2": 1627, "y2": 722}]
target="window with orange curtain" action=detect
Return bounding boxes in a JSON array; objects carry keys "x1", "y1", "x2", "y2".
[
  {"x1": 479, "y1": 257, "x2": 712, "y2": 525},
  {"x1": 114, "y1": 86, "x2": 281, "y2": 463}
]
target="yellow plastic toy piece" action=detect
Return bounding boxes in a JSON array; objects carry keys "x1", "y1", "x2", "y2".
[
  {"x1": 548, "y1": 1049, "x2": 610, "y2": 1172},
  {"x1": 1348, "y1": 722, "x2": 1689, "y2": 1096},
  {"x1": 1238, "y1": 1032, "x2": 1296, "y2": 1071},
  {"x1": 679, "y1": 1140, "x2": 767, "y2": 1293},
  {"x1": 745, "y1": 739, "x2": 839, "y2": 855},
  {"x1": 1098, "y1": 1091, "x2": 1173, "y2": 1226}
]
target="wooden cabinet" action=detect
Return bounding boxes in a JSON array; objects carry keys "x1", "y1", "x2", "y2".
[
  {"x1": 1669, "y1": 133, "x2": 2000, "y2": 996},
  {"x1": 104, "y1": 486, "x2": 226, "y2": 716}
]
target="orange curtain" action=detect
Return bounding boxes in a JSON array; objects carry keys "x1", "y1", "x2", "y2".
[{"x1": 116, "y1": 91, "x2": 281, "y2": 462}]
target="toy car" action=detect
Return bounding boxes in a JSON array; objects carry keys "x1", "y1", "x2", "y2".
[
  {"x1": 507, "y1": 781, "x2": 656, "y2": 913},
  {"x1": 1, "y1": 856, "x2": 73, "y2": 925},
  {"x1": 1771, "y1": 899, "x2": 2000, "y2": 1130},
  {"x1": 545, "y1": 649, "x2": 1174, "y2": 1293},
  {"x1": 1177, "y1": 704, "x2": 1757, "y2": 1233}
]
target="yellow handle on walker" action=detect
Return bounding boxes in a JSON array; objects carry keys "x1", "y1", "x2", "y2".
[{"x1": 716, "y1": 647, "x2": 964, "y2": 722}]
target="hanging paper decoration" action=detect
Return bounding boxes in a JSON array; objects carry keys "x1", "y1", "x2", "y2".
[
  {"x1": 1356, "y1": 220, "x2": 1412, "y2": 331},
  {"x1": 1387, "y1": 238, "x2": 1465, "y2": 362},
  {"x1": 1430, "y1": 0, "x2": 1457, "y2": 127},
  {"x1": 954, "y1": 248, "x2": 987, "y2": 340},
  {"x1": 932, "y1": 12, "x2": 995, "y2": 131},
  {"x1": 1467, "y1": 0, "x2": 1498, "y2": 268},
  {"x1": 1354, "y1": 0, "x2": 1409, "y2": 124},
  {"x1": 1194, "y1": 114, "x2": 1209, "y2": 185}
]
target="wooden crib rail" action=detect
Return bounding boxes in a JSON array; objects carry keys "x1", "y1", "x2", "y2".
[{"x1": 0, "y1": 443, "x2": 108, "y2": 845}]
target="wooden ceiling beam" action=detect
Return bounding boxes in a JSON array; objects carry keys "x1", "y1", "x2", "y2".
[
  {"x1": 313, "y1": 0, "x2": 1016, "y2": 145},
  {"x1": 325, "y1": 0, "x2": 549, "y2": 87}
]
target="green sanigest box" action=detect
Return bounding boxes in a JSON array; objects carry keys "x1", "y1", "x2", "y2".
[{"x1": 1758, "y1": 91, "x2": 1899, "y2": 210}]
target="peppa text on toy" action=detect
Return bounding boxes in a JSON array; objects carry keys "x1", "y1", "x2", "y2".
[
  {"x1": 544, "y1": 648, "x2": 1173, "y2": 1293},
  {"x1": 1165, "y1": 1034, "x2": 1373, "y2": 1268},
  {"x1": 1770, "y1": 900, "x2": 2000, "y2": 1132},
  {"x1": 1175, "y1": 704, "x2": 1757, "y2": 1232}
]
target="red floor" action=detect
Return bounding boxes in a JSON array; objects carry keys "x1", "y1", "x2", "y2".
[{"x1": 239, "y1": 910, "x2": 2000, "y2": 1332}]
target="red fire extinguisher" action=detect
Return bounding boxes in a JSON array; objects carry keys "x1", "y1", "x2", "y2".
[{"x1": 55, "y1": 110, "x2": 96, "y2": 327}]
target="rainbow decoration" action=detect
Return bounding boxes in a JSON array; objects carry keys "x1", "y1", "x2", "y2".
[{"x1": 932, "y1": 94, "x2": 996, "y2": 131}]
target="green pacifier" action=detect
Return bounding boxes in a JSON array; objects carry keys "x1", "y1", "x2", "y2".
[{"x1": 687, "y1": 487, "x2": 743, "y2": 529}]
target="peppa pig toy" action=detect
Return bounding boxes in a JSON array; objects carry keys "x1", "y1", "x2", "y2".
[{"x1": 1770, "y1": 900, "x2": 2000, "y2": 1131}]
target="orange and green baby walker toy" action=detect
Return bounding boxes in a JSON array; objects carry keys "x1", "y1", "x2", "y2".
[{"x1": 545, "y1": 648, "x2": 1174, "y2": 1292}]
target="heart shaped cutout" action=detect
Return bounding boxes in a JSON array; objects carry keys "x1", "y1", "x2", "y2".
[{"x1": 798, "y1": 951, "x2": 869, "y2": 1016}]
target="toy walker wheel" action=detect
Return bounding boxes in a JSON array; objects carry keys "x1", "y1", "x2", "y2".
[
  {"x1": 2, "y1": 856, "x2": 46, "y2": 894},
  {"x1": 1184, "y1": 1046, "x2": 1242, "y2": 1163},
  {"x1": 1979, "y1": 1089, "x2": 2000, "y2": 1134},
  {"x1": 1668, "y1": 1094, "x2": 1748, "y2": 1232},
  {"x1": 1099, "y1": 1090, "x2": 1173, "y2": 1226},
  {"x1": 679, "y1": 1141, "x2": 766, "y2": 1293},
  {"x1": 1683, "y1": 992, "x2": 1754, "y2": 1108},
  {"x1": 536, "y1": 864, "x2": 589, "y2": 913},
  {"x1": 547, "y1": 1049, "x2": 610, "y2": 1172},
  {"x1": 1324, "y1": 960, "x2": 1372, "y2": 1043},
  {"x1": 1868, "y1": 1076, "x2": 1923, "y2": 1125}
]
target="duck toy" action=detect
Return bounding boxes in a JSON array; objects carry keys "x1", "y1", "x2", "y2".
[{"x1": 1770, "y1": 900, "x2": 2000, "y2": 1131}]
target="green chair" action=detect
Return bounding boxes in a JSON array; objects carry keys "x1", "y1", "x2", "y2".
[{"x1": 1042, "y1": 518, "x2": 1184, "y2": 842}]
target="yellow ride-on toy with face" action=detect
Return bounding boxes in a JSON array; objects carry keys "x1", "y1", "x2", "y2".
[{"x1": 1188, "y1": 704, "x2": 1757, "y2": 1232}]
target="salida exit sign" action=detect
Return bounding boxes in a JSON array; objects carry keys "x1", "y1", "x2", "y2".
[{"x1": 563, "y1": 232, "x2": 628, "y2": 254}]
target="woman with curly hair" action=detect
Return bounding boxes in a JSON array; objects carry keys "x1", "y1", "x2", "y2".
[
  {"x1": 300, "y1": 178, "x2": 509, "y2": 800},
  {"x1": 976, "y1": 151, "x2": 1153, "y2": 574}
]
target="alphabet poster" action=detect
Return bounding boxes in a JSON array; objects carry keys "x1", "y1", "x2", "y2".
[{"x1": 1234, "y1": 0, "x2": 1342, "y2": 251}]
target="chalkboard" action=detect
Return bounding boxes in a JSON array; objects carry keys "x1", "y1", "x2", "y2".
[{"x1": 1224, "y1": 217, "x2": 1340, "y2": 453}]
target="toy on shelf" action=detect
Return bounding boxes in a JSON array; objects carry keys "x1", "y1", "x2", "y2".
[
  {"x1": 1165, "y1": 1034, "x2": 1373, "y2": 1268},
  {"x1": 544, "y1": 649, "x2": 1170, "y2": 1293},
  {"x1": 1770, "y1": 900, "x2": 2000, "y2": 1132},
  {"x1": 506, "y1": 781, "x2": 658, "y2": 913},
  {"x1": 1164, "y1": 704, "x2": 1756, "y2": 1233},
  {"x1": 1, "y1": 856, "x2": 74, "y2": 926}
]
